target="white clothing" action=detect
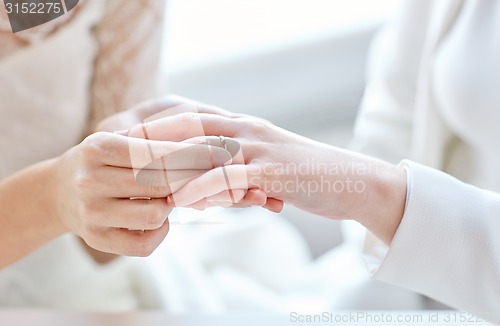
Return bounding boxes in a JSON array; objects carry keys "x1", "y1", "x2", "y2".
[
  {"x1": 351, "y1": 0, "x2": 500, "y2": 323},
  {"x1": 0, "y1": 0, "x2": 332, "y2": 312},
  {"x1": 0, "y1": 0, "x2": 150, "y2": 310},
  {"x1": 0, "y1": 0, "x2": 102, "y2": 177}
]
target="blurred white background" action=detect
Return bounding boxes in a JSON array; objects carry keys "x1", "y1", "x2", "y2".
[{"x1": 162, "y1": 0, "x2": 399, "y2": 257}]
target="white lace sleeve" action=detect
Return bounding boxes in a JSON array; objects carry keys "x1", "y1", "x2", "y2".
[{"x1": 87, "y1": 0, "x2": 165, "y2": 132}]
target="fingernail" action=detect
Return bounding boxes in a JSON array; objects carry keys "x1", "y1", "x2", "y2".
[{"x1": 212, "y1": 148, "x2": 233, "y2": 167}]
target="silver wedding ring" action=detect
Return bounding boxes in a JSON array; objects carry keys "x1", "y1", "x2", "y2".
[{"x1": 219, "y1": 135, "x2": 227, "y2": 150}]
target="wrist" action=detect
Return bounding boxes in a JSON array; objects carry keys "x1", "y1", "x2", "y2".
[
  {"x1": 357, "y1": 159, "x2": 407, "y2": 245},
  {"x1": 0, "y1": 158, "x2": 68, "y2": 267},
  {"x1": 42, "y1": 157, "x2": 70, "y2": 236}
]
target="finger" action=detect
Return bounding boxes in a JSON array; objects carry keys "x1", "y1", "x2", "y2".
[
  {"x1": 131, "y1": 95, "x2": 262, "y2": 121},
  {"x1": 242, "y1": 188, "x2": 268, "y2": 206},
  {"x1": 182, "y1": 189, "x2": 247, "y2": 209},
  {"x1": 84, "y1": 218, "x2": 170, "y2": 257},
  {"x1": 150, "y1": 95, "x2": 274, "y2": 124},
  {"x1": 169, "y1": 165, "x2": 251, "y2": 207},
  {"x1": 134, "y1": 168, "x2": 213, "y2": 196},
  {"x1": 127, "y1": 95, "x2": 244, "y2": 123},
  {"x1": 210, "y1": 189, "x2": 247, "y2": 203},
  {"x1": 83, "y1": 132, "x2": 232, "y2": 170},
  {"x1": 125, "y1": 137, "x2": 233, "y2": 171},
  {"x1": 185, "y1": 199, "x2": 210, "y2": 211},
  {"x1": 93, "y1": 166, "x2": 208, "y2": 198},
  {"x1": 163, "y1": 94, "x2": 242, "y2": 118},
  {"x1": 263, "y1": 198, "x2": 285, "y2": 213},
  {"x1": 182, "y1": 136, "x2": 245, "y2": 165},
  {"x1": 89, "y1": 198, "x2": 172, "y2": 230},
  {"x1": 125, "y1": 113, "x2": 243, "y2": 142},
  {"x1": 150, "y1": 95, "x2": 246, "y2": 118},
  {"x1": 226, "y1": 189, "x2": 267, "y2": 208},
  {"x1": 212, "y1": 187, "x2": 284, "y2": 213},
  {"x1": 205, "y1": 189, "x2": 247, "y2": 207}
]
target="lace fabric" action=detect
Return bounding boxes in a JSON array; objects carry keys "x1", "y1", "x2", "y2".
[{"x1": 87, "y1": 0, "x2": 165, "y2": 132}]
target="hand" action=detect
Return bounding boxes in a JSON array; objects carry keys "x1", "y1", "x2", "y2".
[
  {"x1": 113, "y1": 95, "x2": 284, "y2": 213},
  {"x1": 95, "y1": 94, "x2": 255, "y2": 133},
  {"x1": 48, "y1": 131, "x2": 232, "y2": 256},
  {"x1": 130, "y1": 113, "x2": 407, "y2": 244}
]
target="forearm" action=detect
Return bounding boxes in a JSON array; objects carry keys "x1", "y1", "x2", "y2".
[
  {"x1": 152, "y1": 113, "x2": 408, "y2": 244},
  {"x1": 261, "y1": 137, "x2": 408, "y2": 244},
  {"x1": 306, "y1": 147, "x2": 407, "y2": 245},
  {"x1": 135, "y1": 112, "x2": 408, "y2": 243},
  {"x1": 354, "y1": 155, "x2": 407, "y2": 244},
  {"x1": 0, "y1": 159, "x2": 67, "y2": 268}
]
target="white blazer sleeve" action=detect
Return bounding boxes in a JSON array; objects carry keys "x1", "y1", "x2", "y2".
[
  {"x1": 349, "y1": 0, "x2": 432, "y2": 163},
  {"x1": 351, "y1": 1, "x2": 500, "y2": 322},
  {"x1": 365, "y1": 160, "x2": 500, "y2": 324}
]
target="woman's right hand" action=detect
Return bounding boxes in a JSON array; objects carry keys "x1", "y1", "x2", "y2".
[
  {"x1": 48, "y1": 131, "x2": 233, "y2": 256},
  {"x1": 137, "y1": 113, "x2": 407, "y2": 245}
]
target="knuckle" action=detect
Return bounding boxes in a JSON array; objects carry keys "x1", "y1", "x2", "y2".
[
  {"x1": 236, "y1": 118, "x2": 268, "y2": 140},
  {"x1": 79, "y1": 141, "x2": 101, "y2": 161},
  {"x1": 79, "y1": 201, "x2": 99, "y2": 223},
  {"x1": 82, "y1": 237, "x2": 99, "y2": 252},
  {"x1": 177, "y1": 111, "x2": 198, "y2": 123},
  {"x1": 252, "y1": 120, "x2": 268, "y2": 134},
  {"x1": 73, "y1": 172, "x2": 95, "y2": 194},
  {"x1": 205, "y1": 103, "x2": 227, "y2": 115},
  {"x1": 80, "y1": 132, "x2": 109, "y2": 159},
  {"x1": 80, "y1": 225, "x2": 102, "y2": 248},
  {"x1": 131, "y1": 219, "x2": 169, "y2": 257}
]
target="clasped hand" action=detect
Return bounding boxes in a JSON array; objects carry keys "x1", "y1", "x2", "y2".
[
  {"x1": 52, "y1": 96, "x2": 405, "y2": 257},
  {"x1": 51, "y1": 96, "x2": 282, "y2": 257}
]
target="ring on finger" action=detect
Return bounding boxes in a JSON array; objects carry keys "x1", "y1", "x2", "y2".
[{"x1": 218, "y1": 135, "x2": 227, "y2": 150}]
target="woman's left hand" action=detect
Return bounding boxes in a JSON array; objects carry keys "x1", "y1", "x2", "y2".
[{"x1": 105, "y1": 96, "x2": 283, "y2": 213}]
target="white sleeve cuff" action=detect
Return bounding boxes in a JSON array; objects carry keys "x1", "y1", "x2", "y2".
[
  {"x1": 363, "y1": 160, "x2": 411, "y2": 275},
  {"x1": 361, "y1": 159, "x2": 500, "y2": 323}
]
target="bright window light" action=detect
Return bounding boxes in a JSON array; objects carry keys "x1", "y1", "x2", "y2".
[{"x1": 164, "y1": 0, "x2": 400, "y2": 69}]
